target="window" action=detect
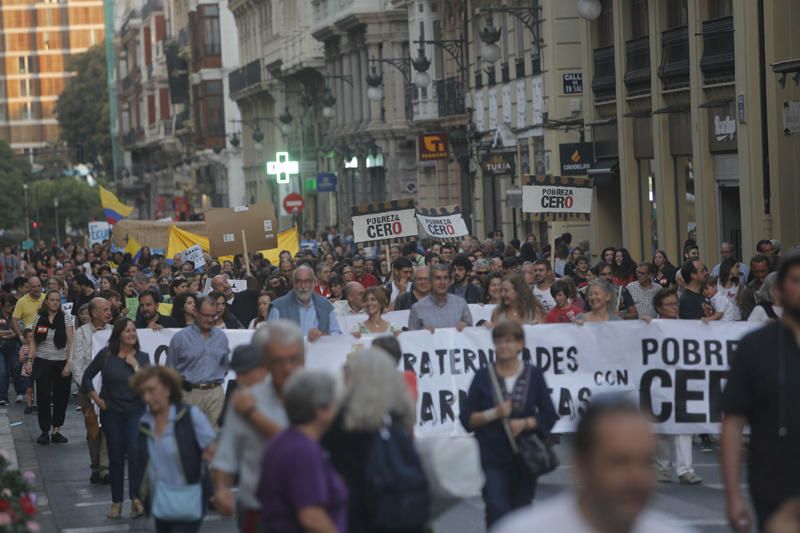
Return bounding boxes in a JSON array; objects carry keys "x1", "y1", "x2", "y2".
[
  {"x1": 631, "y1": 0, "x2": 648, "y2": 38},
  {"x1": 597, "y1": 0, "x2": 614, "y2": 47},
  {"x1": 667, "y1": 0, "x2": 688, "y2": 29},
  {"x1": 18, "y1": 57, "x2": 26, "y2": 74},
  {"x1": 709, "y1": 0, "x2": 732, "y2": 18},
  {"x1": 206, "y1": 81, "x2": 223, "y2": 135},
  {"x1": 19, "y1": 80, "x2": 28, "y2": 97},
  {"x1": 201, "y1": 5, "x2": 221, "y2": 56}
]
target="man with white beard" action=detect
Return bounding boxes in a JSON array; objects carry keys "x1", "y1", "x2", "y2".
[{"x1": 268, "y1": 264, "x2": 342, "y2": 341}]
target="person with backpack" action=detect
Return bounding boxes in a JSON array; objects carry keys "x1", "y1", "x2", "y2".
[
  {"x1": 460, "y1": 320, "x2": 558, "y2": 528},
  {"x1": 132, "y1": 366, "x2": 216, "y2": 533},
  {"x1": 322, "y1": 349, "x2": 428, "y2": 533}
]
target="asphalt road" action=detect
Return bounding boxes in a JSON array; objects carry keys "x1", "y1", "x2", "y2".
[{"x1": 7, "y1": 398, "x2": 740, "y2": 533}]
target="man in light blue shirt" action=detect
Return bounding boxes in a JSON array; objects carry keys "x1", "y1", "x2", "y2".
[
  {"x1": 167, "y1": 297, "x2": 230, "y2": 429},
  {"x1": 268, "y1": 264, "x2": 342, "y2": 341}
]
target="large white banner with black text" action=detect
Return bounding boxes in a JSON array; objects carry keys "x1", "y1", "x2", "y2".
[{"x1": 94, "y1": 320, "x2": 760, "y2": 436}]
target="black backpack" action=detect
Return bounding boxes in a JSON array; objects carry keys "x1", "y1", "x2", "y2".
[{"x1": 364, "y1": 418, "x2": 430, "y2": 530}]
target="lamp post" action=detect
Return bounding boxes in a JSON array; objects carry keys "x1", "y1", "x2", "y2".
[
  {"x1": 23, "y1": 184, "x2": 29, "y2": 239},
  {"x1": 53, "y1": 197, "x2": 60, "y2": 246},
  {"x1": 576, "y1": 0, "x2": 602, "y2": 21}
]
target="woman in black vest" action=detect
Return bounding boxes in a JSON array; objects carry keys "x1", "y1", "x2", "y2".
[
  {"x1": 132, "y1": 366, "x2": 215, "y2": 533},
  {"x1": 30, "y1": 289, "x2": 73, "y2": 445},
  {"x1": 81, "y1": 318, "x2": 150, "y2": 519}
]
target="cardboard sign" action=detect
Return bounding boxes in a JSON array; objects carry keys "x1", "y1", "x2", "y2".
[
  {"x1": 416, "y1": 206, "x2": 469, "y2": 241},
  {"x1": 181, "y1": 244, "x2": 206, "y2": 271},
  {"x1": 352, "y1": 202, "x2": 418, "y2": 244},
  {"x1": 88, "y1": 221, "x2": 112, "y2": 246},
  {"x1": 205, "y1": 203, "x2": 278, "y2": 257},
  {"x1": 125, "y1": 297, "x2": 139, "y2": 320}
]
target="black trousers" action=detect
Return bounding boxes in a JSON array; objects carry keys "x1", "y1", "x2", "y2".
[{"x1": 32, "y1": 358, "x2": 70, "y2": 433}]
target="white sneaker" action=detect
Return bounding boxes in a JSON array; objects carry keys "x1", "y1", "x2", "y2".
[
  {"x1": 656, "y1": 469, "x2": 672, "y2": 483},
  {"x1": 15, "y1": 395, "x2": 24, "y2": 404},
  {"x1": 679, "y1": 472, "x2": 703, "y2": 485}
]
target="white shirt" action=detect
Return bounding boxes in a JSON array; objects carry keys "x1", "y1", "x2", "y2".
[
  {"x1": 711, "y1": 292, "x2": 738, "y2": 321},
  {"x1": 493, "y1": 493, "x2": 698, "y2": 533},
  {"x1": 533, "y1": 285, "x2": 556, "y2": 312},
  {"x1": 388, "y1": 281, "x2": 411, "y2": 304}
]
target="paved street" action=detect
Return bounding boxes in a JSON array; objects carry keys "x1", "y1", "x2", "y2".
[{"x1": 4, "y1": 398, "x2": 738, "y2": 533}]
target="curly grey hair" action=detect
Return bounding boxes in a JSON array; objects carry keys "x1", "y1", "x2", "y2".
[{"x1": 343, "y1": 349, "x2": 415, "y2": 432}]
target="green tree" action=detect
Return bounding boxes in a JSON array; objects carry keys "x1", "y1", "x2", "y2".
[
  {"x1": 0, "y1": 140, "x2": 30, "y2": 238},
  {"x1": 54, "y1": 45, "x2": 111, "y2": 172},
  {"x1": 29, "y1": 176, "x2": 105, "y2": 242}
]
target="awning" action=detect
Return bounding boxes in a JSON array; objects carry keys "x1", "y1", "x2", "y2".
[{"x1": 588, "y1": 158, "x2": 619, "y2": 176}]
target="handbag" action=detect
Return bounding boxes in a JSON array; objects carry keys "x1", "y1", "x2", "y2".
[
  {"x1": 487, "y1": 364, "x2": 559, "y2": 478},
  {"x1": 151, "y1": 480, "x2": 203, "y2": 522}
]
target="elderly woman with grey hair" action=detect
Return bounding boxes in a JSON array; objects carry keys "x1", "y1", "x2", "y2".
[
  {"x1": 747, "y1": 272, "x2": 783, "y2": 322},
  {"x1": 575, "y1": 279, "x2": 622, "y2": 323},
  {"x1": 258, "y1": 369, "x2": 347, "y2": 532},
  {"x1": 322, "y1": 349, "x2": 427, "y2": 533}
]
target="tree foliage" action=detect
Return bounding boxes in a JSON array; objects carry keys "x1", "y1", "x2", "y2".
[
  {"x1": 54, "y1": 45, "x2": 111, "y2": 172},
  {"x1": 0, "y1": 140, "x2": 30, "y2": 235},
  {"x1": 29, "y1": 175, "x2": 105, "y2": 242}
]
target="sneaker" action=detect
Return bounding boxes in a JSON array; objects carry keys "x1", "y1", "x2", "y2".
[
  {"x1": 50, "y1": 432, "x2": 68, "y2": 444},
  {"x1": 90, "y1": 472, "x2": 101, "y2": 484},
  {"x1": 15, "y1": 395, "x2": 24, "y2": 404},
  {"x1": 74, "y1": 405, "x2": 82, "y2": 412},
  {"x1": 656, "y1": 469, "x2": 672, "y2": 483},
  {"x1": 679, "y1": 472, "x2": 703, "y2": 485},
  {"x1": 23, "y1": 406, "x2": 34, "y2": 414},
  {"x1": 0, "y1": 400, "x2": 7, "y2": 407},
  {"x1": 36, "y1": 432, "x2": 50, "y2": 445}
]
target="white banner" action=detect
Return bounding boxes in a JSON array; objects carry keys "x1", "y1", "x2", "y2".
[
  {"x1": 181, "y1": 244, "x2": 206, "y2": 271},
  {"x1": 88, "y1": 221, "x2": 111, "y2": 246},
  {"x1": 337, "y1": 305, "x2": 496, "y2": 335},
  {"x1": 522, "y1": 184, "x2": 593, "y2": 214},
  {"x1": 93, "y1": 320, "x2": 759, "y2": 436},
  {"x1": 416, "y1": 212, "x2": 469, "y2": 240},
  {"x1": 352, "y1": 208, "x2": 418, "y2": 244}
]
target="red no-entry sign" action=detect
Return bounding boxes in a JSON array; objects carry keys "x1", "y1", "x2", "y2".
[{"x1": 283, "y1": 192, "x2": 305, "y2": 214}]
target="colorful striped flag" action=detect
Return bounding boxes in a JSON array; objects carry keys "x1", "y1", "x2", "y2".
[{"x1": 99, "y1": 185, "x2": 134, "y2": 224}]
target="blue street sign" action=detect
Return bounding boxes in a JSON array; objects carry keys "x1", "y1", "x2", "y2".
[{"x1": 316, "y1": 172, "x2": 337, "y2": 192}]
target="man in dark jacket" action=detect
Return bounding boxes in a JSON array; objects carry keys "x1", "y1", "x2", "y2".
[{"x1": 448, "y1": 255, "x2": 483, "y2": 304}]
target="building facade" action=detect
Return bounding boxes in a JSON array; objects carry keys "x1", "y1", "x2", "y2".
[
  {"x1": 0, "y1": 0, "x2": 105, "y2": 156},
  {"x1": 580, "y1": 0, "x2": 800, "y2": 264},
  {"x1": 228, "y1": 0, "x2": 325, "y2": 230},
  {"x1": 113, "y1": 0, "x2": 243, "y2": 219}
]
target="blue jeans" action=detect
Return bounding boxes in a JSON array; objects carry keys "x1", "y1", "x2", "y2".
[
  {"x1": 0, "y1": 340, "x2": 22, "y2": 401},
  {"x1": 101, "y1": 408, "x2": 144, "y2": 503},
  {"x1": 482, "y1": 456, "x2": 538, "y2": 528}
]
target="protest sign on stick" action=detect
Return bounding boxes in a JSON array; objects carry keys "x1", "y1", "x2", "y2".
[
  {"x1": 206, "y1": 203, "x2": 278, "y2": 266},
  {"x1": 416, "y1": 206, "x2": 469, "y2": 243}
]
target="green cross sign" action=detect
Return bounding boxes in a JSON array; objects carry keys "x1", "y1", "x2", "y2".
[{"x1": 266, "y1": 152, "x2": 299, "y2": 184}]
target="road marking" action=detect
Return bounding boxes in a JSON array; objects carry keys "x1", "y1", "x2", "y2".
[
  {"x1": 74, "y1": 501, "x2": 112, "y2": 508},
  {"x1": 62, "y1": 526, "x2": 130, "y2": 533}
]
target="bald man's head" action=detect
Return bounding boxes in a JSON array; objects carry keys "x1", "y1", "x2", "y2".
[
  {"x1": 89, "y1": 297, "x2": 112, "y2": 327},
  {"x1": 344, "y1": 282, "x2": 365, "y2": 312},
  {"x1": 211, "y1": 274, "x2": 232, "y2": 298}
]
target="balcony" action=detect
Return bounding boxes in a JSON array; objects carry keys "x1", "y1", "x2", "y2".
[
  {"x1": 699, "y1": 16, "x2": 735, "y2": 84},
  {"x1": 624, "y1": 36, "x2": 651, "y2": 96},
  {"x1": 434, "y1": 76, "x2": 466, "y2": 118},
  {"x1": 658, "y1": 26, "x2": 689, "y2": 90},
  {"x1": 592, "y1": 46, "x2": 616, "y2": 103},
  {"x1": 229, "y1": 59, "x2": 262, "y2": 98}
]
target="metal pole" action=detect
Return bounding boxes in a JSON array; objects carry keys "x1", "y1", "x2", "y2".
[
  {"x1": 53, "y1": 197, "x2": 60, "y2": 246},
  {"x1": 23, "y1": 184, "x2": 30, "y2": 239}
]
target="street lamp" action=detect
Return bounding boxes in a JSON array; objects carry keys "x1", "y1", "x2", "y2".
[
  {"x1": 366, "y1": 66, "x2": 384, "y2": 102},
  {"x1": 321, "y1": 88, "x2": 337, "y2": 118},
  {"x1": 577, "y1": 0, "x2": 602, "y2": 21},
  {"x1": 410, "y1": 46, "x2": 432, "y2": 88},
  {"x1": 479, "y1": 14, "x2": 502, "y2": 63}
]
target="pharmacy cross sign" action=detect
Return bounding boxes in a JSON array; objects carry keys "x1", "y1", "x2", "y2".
[{"x1": 266, "y1": 152, "x2": 299, "y2": 184}]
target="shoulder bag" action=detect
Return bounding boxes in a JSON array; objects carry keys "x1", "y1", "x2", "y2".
[{"x1": 487, "y1": 364, "x2": 559, "y2": 478}]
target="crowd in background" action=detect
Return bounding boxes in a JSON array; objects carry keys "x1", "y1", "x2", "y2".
[{"x1": 0, "y1": 226, "x2": 797, "y2": 533}]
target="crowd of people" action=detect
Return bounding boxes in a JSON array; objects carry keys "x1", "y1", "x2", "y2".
[{"x1": 0, "y1": 229, "x2": 798, "y2": 533}]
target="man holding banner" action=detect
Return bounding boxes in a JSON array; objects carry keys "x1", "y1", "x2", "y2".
[{"x1": 408, "y1": 264, "x2": 472, "y2": 331}]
